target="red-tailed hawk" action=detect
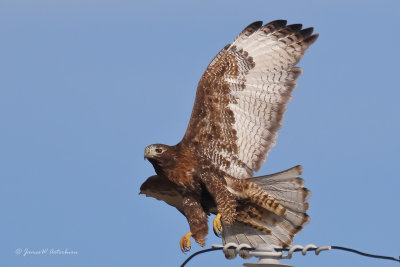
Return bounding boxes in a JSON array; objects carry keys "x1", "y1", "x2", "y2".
[{"x1": 140, "y1": 20, "x2": 318, "y2": 257}]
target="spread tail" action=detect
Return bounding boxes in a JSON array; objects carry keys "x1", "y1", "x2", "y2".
[{"x1": 222, "y1": 165, "x2": 310, "y2": 259}]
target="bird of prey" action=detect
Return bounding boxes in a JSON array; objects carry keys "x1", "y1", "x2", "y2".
[{"x1": 140, "y1": 20, "x2": 318, "y2": 257}]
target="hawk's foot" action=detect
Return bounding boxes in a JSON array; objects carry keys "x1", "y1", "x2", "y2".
[
  {"x1": 179, "y1": 232, "x2": 192, "y2": 253},
  {"x1": 213, "y1": 213, "x2": 223, "y2": 237}
]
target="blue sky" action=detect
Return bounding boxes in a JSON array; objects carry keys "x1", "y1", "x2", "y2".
[{"x1": 1, "y1": 1, "x2": 399, "y2": 266}]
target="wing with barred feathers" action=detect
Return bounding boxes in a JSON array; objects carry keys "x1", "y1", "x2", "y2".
[{"x1": 181, "y1": 20, "x2": 318, "y2": 179}]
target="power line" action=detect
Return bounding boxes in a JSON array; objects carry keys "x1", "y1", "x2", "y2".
[
  {"x1": 181, "y1": 244, "x2": 400, "y2": 267},
  {"x1": 180, "y1": 247, "x2": 223, "y2": 267},
  {"x1": 330, "y1": 246, "x2": 400, "y2": 262}
]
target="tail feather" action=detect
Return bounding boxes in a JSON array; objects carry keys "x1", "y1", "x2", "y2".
[
  {"x1": 222, "y1": 165, "x2": 310, "y2": 258},
  {"x1": 253, "y1": 211, "x2": 293, "y2": 246},
  {"x1": 249, "y1": 165, "x2": 310, "y2": 212},
  {"x1": 251, "y1": 165, "x2": 303, "y2": 183},
  {"x1": 284, "y1": 208, "x2": 310, "y2": 227}
]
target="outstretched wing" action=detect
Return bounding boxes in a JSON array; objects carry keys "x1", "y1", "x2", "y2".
[
  {"x1": 181, "y1": 20, "x2": 318, "y2": 179},
  {"x1": 140, "y1": 175, "x2": 184, "y2": 213}
]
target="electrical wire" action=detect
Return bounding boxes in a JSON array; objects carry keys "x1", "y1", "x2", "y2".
[
  {"x1": 275, "y1": 246, "x2": 400, "y2": 262},
  {"x1": 181, "y1": 245, "x2": 400, "y2": 267},
  {"x1": 180, "y1": 247, "x2": 222, "y2": 267},
  {"x1": 331, "y1": 246, "x2": 400, "y2": 263}
]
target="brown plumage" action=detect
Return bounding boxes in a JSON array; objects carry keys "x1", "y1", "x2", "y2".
[{"x1": 141, "y1": 20, "x2": 318, "y2": 255}]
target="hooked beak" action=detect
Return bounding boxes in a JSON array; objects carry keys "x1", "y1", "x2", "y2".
[{"x1": 144, "y1": 146, "x2": 152, "y2": 159}]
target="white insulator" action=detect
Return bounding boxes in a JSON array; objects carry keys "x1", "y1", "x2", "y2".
[
  {"x1": 315, "y1": 246, "x2": 331, "y2": 255},
  {"x1": 244, "y1": 244, "x2": 293, "y2": 267},
  {"x1": 212, "y1": 243, "x2": 331, "y2": 266},
  {"x1": 282, "y1": 245, "x2": 303, "y2": 259},
  {"x1": 236, "y1": 244, "x2": 253, "y2": 254},
  {"x1": 302, "y1": 244, "x2": 317, "y2": 255}
]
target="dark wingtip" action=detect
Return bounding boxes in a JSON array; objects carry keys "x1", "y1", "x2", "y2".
[
  {"x1": 270, "y1": 19, "x2": 287, "y2": 26},
  {"x1": 251, "y1": 21, "x2": 263, "y2": 28},
  {"x1": 260, "y1": 20, "x2": 287, "y2": 34},
  {"x1": 139, "y1": 182, "x2": 146, "y2": 192},
  {"x1": 246, "y1": 21, "x2": 263, "y2": 32},
  {"x1": 243, "y1": 21, "x2": 263, "y2": 31},
  {"x1": 238, "y1": 21, "x2": 263, "y2": 39},
  {"x1": 286, "y1": 23, "x2": 303, "y2": 32},
  {"x1": 299, "y1": 27, "x2": 314, "y2": 38},
  {"x1": 304, "y1": 33, "x2": 319, "y2": 46}
]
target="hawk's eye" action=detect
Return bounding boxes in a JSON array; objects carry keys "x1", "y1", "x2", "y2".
[{"x1": 155, "y1": 148, "x2": 163, "y2": 153}]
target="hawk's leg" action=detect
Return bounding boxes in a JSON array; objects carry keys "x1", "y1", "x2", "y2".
[
  {"x1": 180, "y1": 194, "x2": 208, "y2": 252},
  {"x1": 201, "y1": 174, "x2": 237, "y2": 225},
  {"x1": 213, "y1": 213, "x2": 223, "y2": 237}
]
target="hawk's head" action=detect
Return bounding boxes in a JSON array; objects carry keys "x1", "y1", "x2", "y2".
[
  {"x1": 144, "y1": 144, "x2": 175, "y2": 176},
  {"x1": 144, "y1": 144, "x2": 170, "y2": 160}
]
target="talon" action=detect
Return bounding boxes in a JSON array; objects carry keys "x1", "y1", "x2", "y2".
[
  {"x1": 179, "y1": 232, "x2": 192, "y2": 253},
  {"x1": 213, "y1": 213, "x2": 223, "y2": 237}
]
